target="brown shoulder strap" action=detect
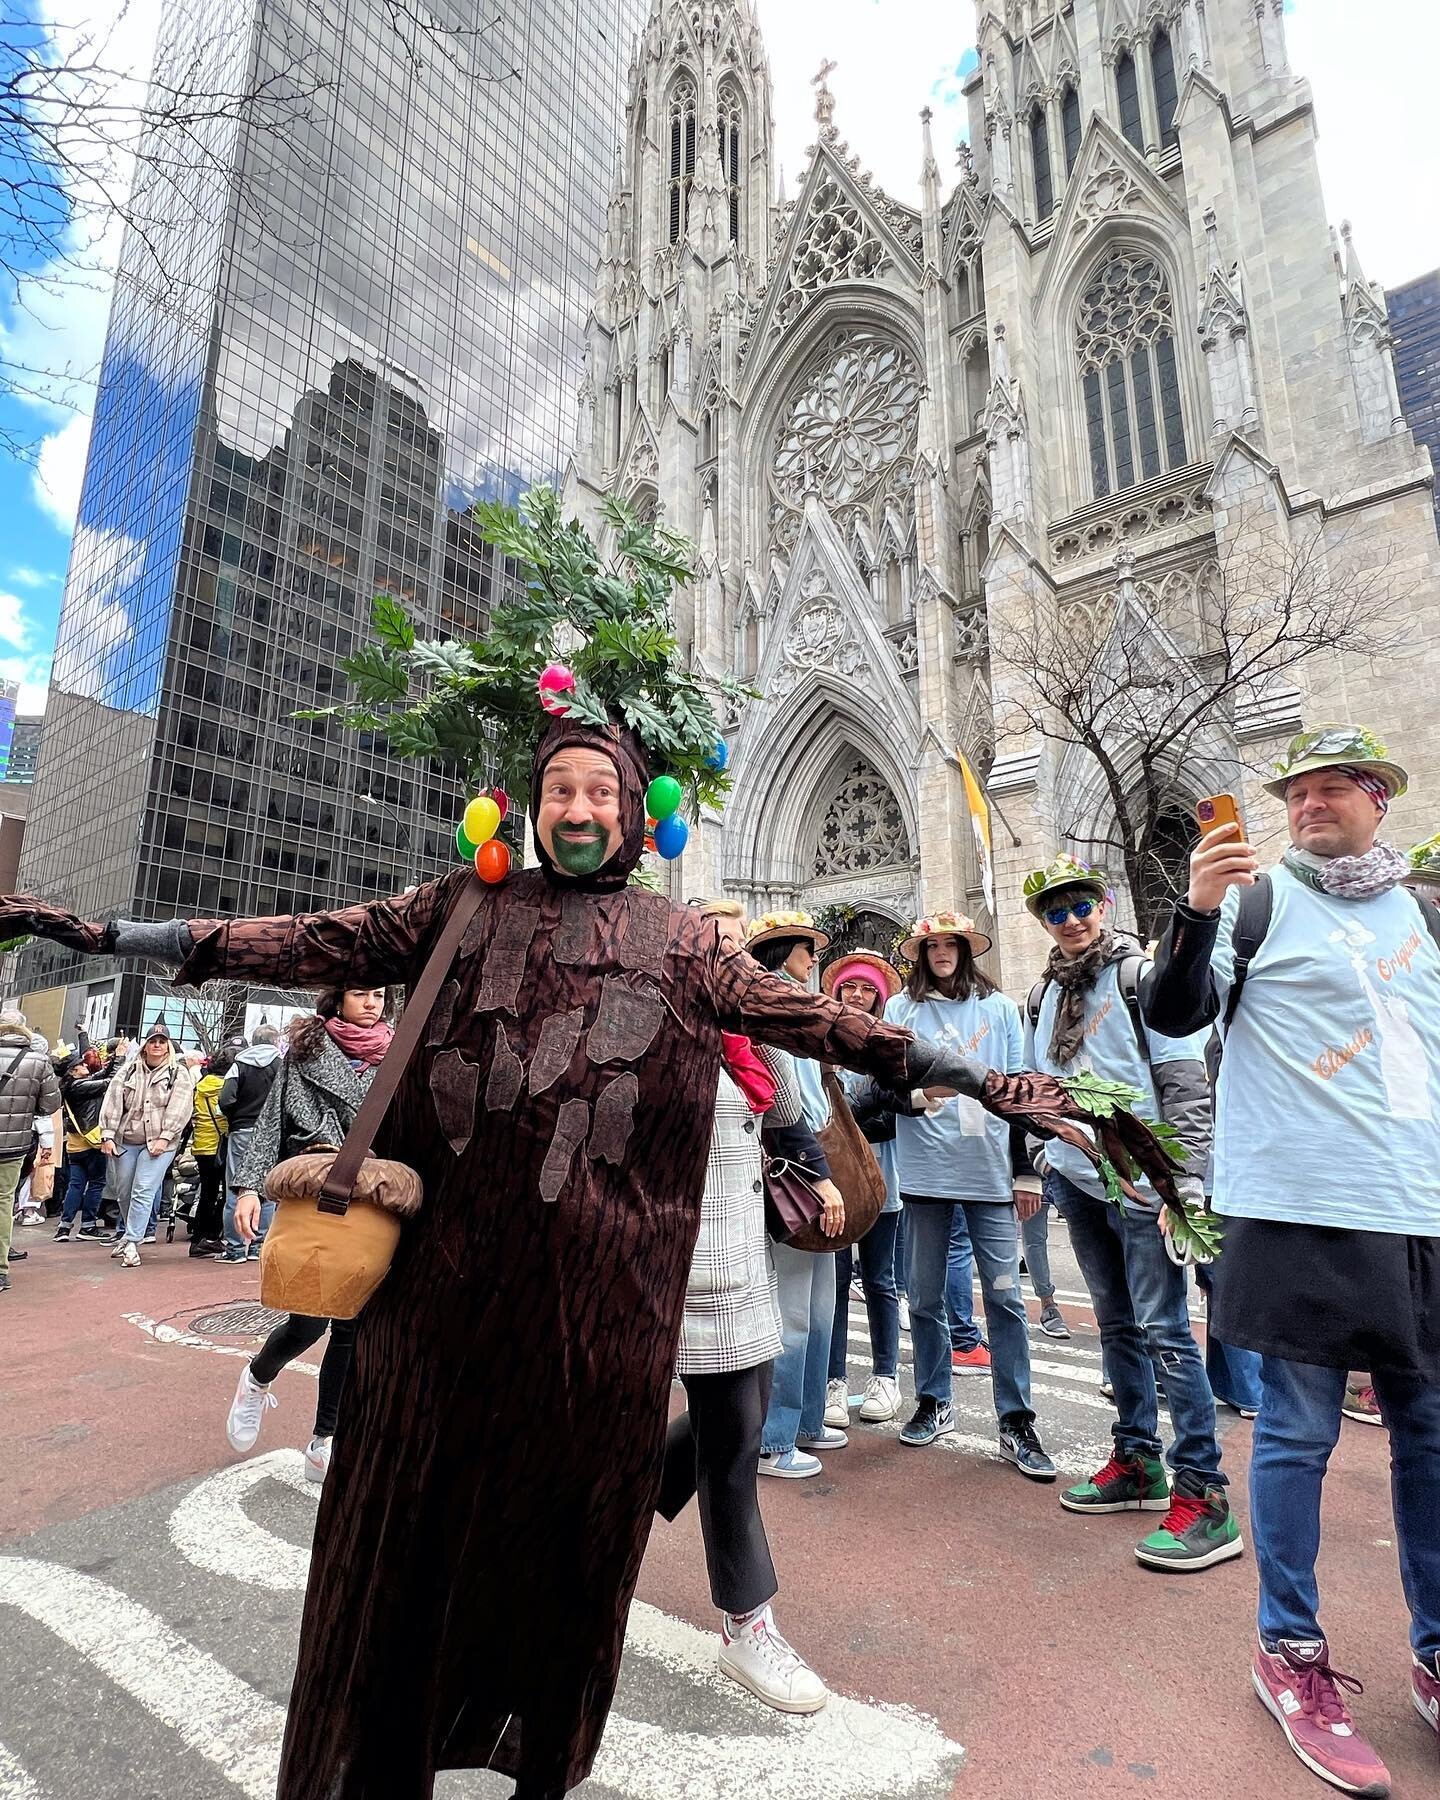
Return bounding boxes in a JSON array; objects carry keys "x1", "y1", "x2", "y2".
[{"x1": 318, "y1": 879, "x2": 486, "y2": 1214}]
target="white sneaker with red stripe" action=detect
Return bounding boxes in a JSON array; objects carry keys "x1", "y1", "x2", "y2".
[{"x1": 718, "y1": 1607, "x2": 827, "y2": 1714}]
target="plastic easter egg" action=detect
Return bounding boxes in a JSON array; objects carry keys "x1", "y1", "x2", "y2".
[
  {"x1": 475, "y1": 839, "x2": 511, "y2": 884},
  {"x1": 653, "y1": 812, "x2": 689, "y2": 859},
  {"x1": 492, "y1": 788, "x2": 510, "y2": 821},
  {"x1": 464, "y1": 795, "x2": 502, "y2": 845},
  {"x1": 645, "y1": 775, "x2": 683, "y2": 821},
  {"x1": 538, "y1": 662, "x2": 575, "y2": 715},
  {"x1": 456, "y1": 822, "x2": 478, "y2": 860},
  {"x1": 703, "y1": 738, "x2": 729, "y2": 773}
]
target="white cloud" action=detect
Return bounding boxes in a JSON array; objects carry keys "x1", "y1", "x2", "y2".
[
  {"x1": 1286, "y1": 0, "x2": 1440, "y2": 289},
  {"x1": 758, "y1": 1, "x2": 974, "y2": 209},
  {"x1": 0, "y1": 656, "x2": 55, "y2": 715},
  {"x1": 32, "y1": 411, "x2": 93, "y2": 531},
  {"x1": 754, "y1": 1, "x2": 1439, "y2": 288},
  {"x1": 0, "y1": 594, "x2": 32, "y2": 650},
  {"x1": 7, "y1": 568, "x2": 56, "y2": 589}
]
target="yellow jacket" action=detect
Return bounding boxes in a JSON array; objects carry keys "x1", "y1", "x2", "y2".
[{"x1": 191, "y1": 1073, "x2": 228, "y2": 1156}]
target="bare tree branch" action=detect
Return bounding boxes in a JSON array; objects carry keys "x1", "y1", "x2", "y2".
[{"x1": 990, "y1": 532, "x2": 1415, "y2": 935}]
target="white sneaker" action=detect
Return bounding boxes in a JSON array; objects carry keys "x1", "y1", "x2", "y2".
[
  {"x1": 898, "y1": 1296, "x2": 911, "y2": 1333},
  {"x1": 757, "y1": 1448, "x2": 822, "y2": 1479},
  {"x1": 859, "y1": 1373, "x2": 902, "y2": 1422},
  {"x1": 226, "y1": 1365, "x2": 277, "y2": 1453},
  {"x1": 823, "y1": 1379, "x2": 849, "y2": 1428},
  {"x1": 304, "y1": 1436, "x2": 332, "y2": 1483},
  {"x1": 719, "y1": 1608, "x2": 828, "y2": 1714},
  {"x1": 796, "y1": 1425, "x2": 847, "y2": 1449},
  {"x1": 119, "y1": 1242, "x2": 140, "y2": 1269}
]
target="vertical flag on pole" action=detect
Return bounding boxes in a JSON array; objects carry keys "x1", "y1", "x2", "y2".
[{"x1": 957, "y1": 750, "x2": 994, "y2": 918}]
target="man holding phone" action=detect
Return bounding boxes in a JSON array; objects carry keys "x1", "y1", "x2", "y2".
[
  {"x1": 1145, "y1": 726, "x2": 1440, "y2": 1797},
  {"x1": 1019, "y1": 854, "x2": 1238, "y2": 1572}
]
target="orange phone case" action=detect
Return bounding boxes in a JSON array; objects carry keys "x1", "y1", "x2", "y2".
[{"x1": 1195, "y1": 793, "x2": 1244, "y2": 838}]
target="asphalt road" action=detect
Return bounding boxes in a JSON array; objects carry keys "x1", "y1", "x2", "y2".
[{"x1": 1, "y1": 1217, "x2": 1432, "y2": 1799}]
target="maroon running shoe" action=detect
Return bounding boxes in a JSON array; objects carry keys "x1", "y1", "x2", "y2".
[{"x1": 1252, "y1": 1638, "x2": 1390, "y2": 1797}]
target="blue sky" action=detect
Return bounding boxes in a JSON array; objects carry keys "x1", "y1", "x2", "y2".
[{"x1": 1, "y1": 0, "x2": 1438, "y2": 722}]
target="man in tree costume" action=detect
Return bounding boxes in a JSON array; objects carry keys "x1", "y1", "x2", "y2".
[{"x1": 1, "y1": 493, "x2": 1180, "y2": 1799}]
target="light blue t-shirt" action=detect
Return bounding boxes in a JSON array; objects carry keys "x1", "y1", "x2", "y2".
[
  {"x1": 1023, "y1": 959, "x2": 1209, "y2": 1205},
  {"x1": 883, "y1": 990, "x2": 1023, "y2": 1202},
  {"x1": 792, "y1": 1051, "x2": 831, "y2": 1134},
  {"x1": 1207, "y1": 866, "x2": 1440, "y2": 1232}
]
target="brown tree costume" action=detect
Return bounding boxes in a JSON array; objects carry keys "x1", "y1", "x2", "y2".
[
  {"x1": 2, "y1": 720, "x2": 1180, "y2": 1797},
  {"x1": 22, "y1": 719, "x2": 911, "y2": 1797}
]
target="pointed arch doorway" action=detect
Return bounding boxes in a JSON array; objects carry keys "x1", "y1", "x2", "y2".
[{"x1": 799, "y1": 754, "x2": 918, "y2": 964}]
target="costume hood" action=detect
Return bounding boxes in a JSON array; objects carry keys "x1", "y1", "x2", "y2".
[
  {"x1": 234, "y1": 1042, "x2": 282, "y2": 1069},
  {"x1": 529, "y1": 716, "x2": 651, "y2": 894}
]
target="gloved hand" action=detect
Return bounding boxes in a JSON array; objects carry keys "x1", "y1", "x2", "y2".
[
  {"x1": 0, "y1": 896, "x2": 111, "y2": 955},
  {"x1": 977, "y1": 1068, "x2": 1183, "y2": 1206},
  {"x1": 903, "y1": 1038, "x2": 989, "y2": 1099}
]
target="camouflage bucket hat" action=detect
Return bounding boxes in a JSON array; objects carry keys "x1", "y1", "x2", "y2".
[
  {"x1": 1022, "y1": 853, "x2": 1110, "y2": 919},
  {"x1": 1403, "y1": 832, "x2": 1440, "y2": 891},
  {"x1": 1262, "y1": 724, "x2": 1408, "y2": 803}
]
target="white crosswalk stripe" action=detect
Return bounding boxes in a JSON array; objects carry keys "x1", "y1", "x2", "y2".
[{"x1": 0, "y1": 1742, "x2": 44, "y2": 1800}]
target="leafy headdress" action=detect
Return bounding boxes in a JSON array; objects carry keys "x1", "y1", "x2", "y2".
[{"x1": 306, "y1": 487, "x2": 750, "y2": 877}]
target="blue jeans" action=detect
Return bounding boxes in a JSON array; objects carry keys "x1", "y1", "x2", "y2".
[
  {"x1": 903, "y1": 1197, "x2": 1034, "y2": 1427},
  {"x1": 1196, "y1": 1262, "x2": 1263, "y2": 1413},
  {"x1": 828, "y1": 1212, "x2": 901, "y2": 1381},
  {"x1": 1021, "y1": 1199, "x2": 1056, "y2": 1301},
  {"x1": 60, "y1": 1148, "x2": 107, "y2": 1227},
  {"x1": 222, "y1": 1126, "x2": 273, "y2": 1253},
  {"x1": 761, "y1": 1242, "x2": 836, "y2": 1456},
  {"x1": 945, "y1": 1206, "x2": 983, "y2": 1352},
  {"x1": 112, "y1": 1144, "x2": 178, "y2": 1245},
  {"x1": 1252, "y1": 1356, "x2": 1440, "y2": 1659},
  {"x1": 1047, "y1": 1170, "x2": 1224, "y2": 1489}
]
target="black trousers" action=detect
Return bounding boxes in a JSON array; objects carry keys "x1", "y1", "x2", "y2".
[
  {"x1": 251, "y1": 1314, "x2": 357, "y2": 1438},
  {"x1": 193, "y1": 1153, "x2": 225, "y2": 1240},
  {"x1": 657, "y1": 1362, "x2": 776, "y2": 1615}
]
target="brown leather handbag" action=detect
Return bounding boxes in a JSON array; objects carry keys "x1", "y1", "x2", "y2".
[
  {"x1": 764, "y1": 1070, "x2": 887, "y2": 1255},
  {"x1": 259, "y1": 880, "x2": 485, "y2": 1319}
]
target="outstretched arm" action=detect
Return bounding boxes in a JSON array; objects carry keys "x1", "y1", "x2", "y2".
[{"x1": 1, "y1": 872, "x2": 472, "y2": 993}]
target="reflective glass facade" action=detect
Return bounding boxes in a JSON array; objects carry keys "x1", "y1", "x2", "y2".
[
  {"x1": 16, "y1": 0, "x2": 644, "y2": 1017},
  {"x1": 1389, "y1": 269, "x2": 1440, "y2": 531}
]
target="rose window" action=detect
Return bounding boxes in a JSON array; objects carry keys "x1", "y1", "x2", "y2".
[
  {"x1": 812, "y1": 759, "x2": 912, "y2": 878},
  {"x1": 772, "y1": 329, "x2": 922, "y2": 512}
]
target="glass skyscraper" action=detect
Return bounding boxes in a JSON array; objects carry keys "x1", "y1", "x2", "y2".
[
  {"x1": 15, "y1": 0, "x2": 645, "y2": 1036},
  {"x1": 1389, "y1": 269, "x2": 1440, "y2": 532}
]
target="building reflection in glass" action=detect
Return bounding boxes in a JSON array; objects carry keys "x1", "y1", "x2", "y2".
[{"x1": 15, "y1": 0, "x2": 644, "y2": 1030}]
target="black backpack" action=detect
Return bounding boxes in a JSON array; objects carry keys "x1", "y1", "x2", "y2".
[
  {"x1": 1027, "y1": 948, "x2": 1150, "y2": 1062},
  {"x1": 1222, "y1": 873, "x2": 1440, "y2": 1028}
]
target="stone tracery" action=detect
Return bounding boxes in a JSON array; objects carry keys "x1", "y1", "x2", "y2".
[{"x1": 812, "y1": 758, "x2": 912, "y2": 878}]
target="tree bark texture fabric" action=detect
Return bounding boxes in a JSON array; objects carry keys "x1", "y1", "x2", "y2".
[{"x1": 171, "y1": 867, "x2": 911, "y2": 1798}]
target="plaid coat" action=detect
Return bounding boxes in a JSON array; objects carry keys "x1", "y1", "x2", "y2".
[{"x1": 676, "y1": 1045, "x2": 802, "y2": 1375}]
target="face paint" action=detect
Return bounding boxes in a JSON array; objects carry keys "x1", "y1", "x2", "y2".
[{"x1": 550, "y1": 821, "x2": 612, "y2": 875}]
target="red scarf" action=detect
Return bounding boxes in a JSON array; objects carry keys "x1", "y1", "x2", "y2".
[
  {"x1": 325, "y1": 1015, "x2": 394, "y2": 1070},
  {"x1": 720, "y1": 1033, "x2": 776, "y2": 1114}
]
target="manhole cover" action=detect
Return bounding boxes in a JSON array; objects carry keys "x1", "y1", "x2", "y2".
[{"x1": 189, "y1": 1302, "x2": 287, "y2": 1337}]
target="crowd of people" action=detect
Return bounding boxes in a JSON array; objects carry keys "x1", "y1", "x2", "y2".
[{"x1": 3, "y1": 718, "x2": 1437, "y2": 1800}]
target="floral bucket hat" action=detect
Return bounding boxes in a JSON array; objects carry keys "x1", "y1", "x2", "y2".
[
  {"x1": 1262, "y1": 724, "x2": 1408, "y2": 803},
  {"x1": 897, "y1": 909, "x2": 992, "y2": 964},
  {"x1": 1403, "y1": 832, "x2": 1440, "y2": 891},
  {"x1": 1022, "y1": 853, "x2": 1110, "y2": 919},
  {"x1": 745, "y1": 910, "x2": 831, "y2": 954}
]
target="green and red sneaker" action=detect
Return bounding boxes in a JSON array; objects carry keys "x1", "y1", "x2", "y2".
[
  {"x1": 1135, "y1": 1486, "x2": 1244, "y2": 1571},
  {"x1": 1060, "y1": 1452, "x2": 1170, "y2": 1515}
]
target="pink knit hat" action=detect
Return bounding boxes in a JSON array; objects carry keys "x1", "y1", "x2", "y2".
[{"x1": 820, "y1": 950, "x2": 902, "y2": 1003}]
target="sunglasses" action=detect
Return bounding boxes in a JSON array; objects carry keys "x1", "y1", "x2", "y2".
[{"x1": 1042, "y1": 898, "x2": 1099, "y2": 926}]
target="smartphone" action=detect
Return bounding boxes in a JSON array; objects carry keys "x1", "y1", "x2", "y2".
[{"x1": 1195, "y1": 793, "x2": 1245, "y2": 839}]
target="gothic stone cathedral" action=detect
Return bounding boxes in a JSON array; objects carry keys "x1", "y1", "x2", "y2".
[{"x1": 566, "y1": 0, "x2": 1440, "y2": 986}]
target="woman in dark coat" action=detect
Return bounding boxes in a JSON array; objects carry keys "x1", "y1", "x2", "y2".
[
  {"x1": 224, "y1": 986, "x2": 392, "y2": 1482},
  {"x1": 1, "y1": 716, "x2": 1170, "y2": 1799}
]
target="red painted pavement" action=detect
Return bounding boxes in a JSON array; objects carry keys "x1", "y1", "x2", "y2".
[{"x1": 2, "y1": 1233, "x2": 1434, "y2": 1798}]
